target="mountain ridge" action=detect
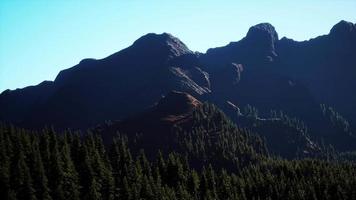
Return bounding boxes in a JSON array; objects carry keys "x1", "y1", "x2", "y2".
[
  {"x1": 1, "y1": 20, "x2": 355, "y2": 138},
  {"x1": 2, "y1": 20, "x2": 354, "y2": 94}
]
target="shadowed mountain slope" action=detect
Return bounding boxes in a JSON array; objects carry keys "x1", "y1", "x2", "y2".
[
  {"x1": 1, "y1": 21, "x2": 356, "y2": 154},
  {"x1": 95, "y1": 91, "x2": 267, "y2": 166},
  {"x1": 1, "y1": 33, "x2": 210, "y2": 128}
]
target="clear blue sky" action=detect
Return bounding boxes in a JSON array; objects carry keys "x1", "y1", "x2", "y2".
[{"x1": 1, "y1": 0, "x2": 355, "y2": 92}]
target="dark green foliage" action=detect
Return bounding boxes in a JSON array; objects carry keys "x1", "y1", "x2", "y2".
[
  {"x1": 174, "y1": 103, "x2": 268, "y2": 169},
  {"x1": 29, "y1": 139, "x2": 51, "y2": 200},
  {"x1": 240, "y1": 106, "x2": 322, "y2": 158},
  {"x1": 1, "y1": 122, "x2": 356, "y2": 200}
]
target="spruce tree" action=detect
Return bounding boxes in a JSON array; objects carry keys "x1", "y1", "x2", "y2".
[
  {"x1": 11, "y1": 150, "x2": 37, "y2": 200},
  {"x1": 48, "y1": 131, "x2": 65, "y2": 200},
  {"x1": 30, "y1": 140, "x2": 52, "y2": 200},
  {"x1": 60, "y1": 135, "x2": 80, "y2": 200},
  {"x1": 0, "y1": 129, "x2": 11, "y2": 199}
]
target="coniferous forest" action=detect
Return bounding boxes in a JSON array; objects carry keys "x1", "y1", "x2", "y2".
[{"x1": 1, "y1": 104, "x2": 356, "y2": 200}]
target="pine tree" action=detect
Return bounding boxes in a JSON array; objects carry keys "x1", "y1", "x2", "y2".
[
  {"x1": 61, "y1": 135, "x2": 80, "y2": 200},
  {"x1": 122, "y1": 176, "x2": 132, "y2": 200},
  {"x1": 187, "y1": 170, "x2": 200, "y2": 199},
  {"x1": 48, "y1": 131, "x2": 65, "y2": 200},
  {"x1": 140, "y1": 175, "x2": 154, "y2": 199},
  {"x1": 0, "y1": 128, "x2": 11, "y2": 199},
  {"x1": 86, "y1": 178, "x2": 102, "y2": 200},
  {"x1": 109, "y1": 138, "x2": 122, "y2": 199},
  {"x1": 30, "y1": 140, "x2": 52, "y2": 200},
  {"x1": 11, "y1": 149, "x2": 37, "y2": 200}
]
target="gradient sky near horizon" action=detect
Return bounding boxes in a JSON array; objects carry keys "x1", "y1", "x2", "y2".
[{"x1": 1, "y1": 0, "x2": 355, "y2": 92}]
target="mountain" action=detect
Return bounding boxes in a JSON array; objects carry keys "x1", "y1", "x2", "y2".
[
  {"x1": 0, "y1": 33, "x2": 210, "y2": 128},
  {"x1": 201, "y1": 21, "x2": 356, "y2": 152},
  {"x1": 1, "y1": 20, "x2": 356, "y2": 154},
  {"x1": 276, "y1": 20, "x2": 356, "y2": 121},
  {"x1": 2, "y1": 20, "x2": 356, "y2": 200},
  {"x1": 97, "y1": 90, "x2": 203, "y2": 145},
  {"x1": 96, "y1": 91, "x2": 322, "y2": 159},
  {"x1": 95, "y1": 91, "x2": 267, "y2": 167},
  {"x1": 201, "y1": 23, "x2": 320, "y2": 119},
  {"x1": 201, "y1": 21, "x2": 356, "y2": 123}
]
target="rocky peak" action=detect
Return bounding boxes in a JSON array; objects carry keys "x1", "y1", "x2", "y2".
[
  {"x1": 246, "y1": 23, "x2": 279, "y2": 43},
  {"x1": 131, "y1": 33, "x2": 192, "y2": 59},
  {"x1": 330, "y1": 20, "x2": 355, "y2": 37},
  {"x1": 245, "y1": 23, "x2": 279, "y2": 57}
]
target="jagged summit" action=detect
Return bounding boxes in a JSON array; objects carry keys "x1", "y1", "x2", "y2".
[
  {"x1": 131, "y1": 32, "x2": 192, "y2": 59},
  {"x1": 246, "y1": 23, "x2": 279, "y2": 43},
  {"x1": 2, "y1": 20, "x2": 356, "y2": 132},
  {"x1": 330, "y1": 20, "x2": 355, "y2": 36},
  {"x1": 245, "y1": 23, "x2": 279, "y2": 57},
  {"x1": 202, "y1": 22, "x2": 280, "y2": 65},
  {"x1": 156, "y1": 91, "x2": 201, "y2": 115}
]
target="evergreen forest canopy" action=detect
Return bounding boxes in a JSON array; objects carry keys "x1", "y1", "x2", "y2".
[{"x1": 1, "y1": 103, "x2": 356, "y2": 200}]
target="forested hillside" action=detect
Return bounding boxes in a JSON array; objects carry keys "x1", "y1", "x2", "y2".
[{"x1": 1, "y1": 123, "x2": 356, "y2": 200}]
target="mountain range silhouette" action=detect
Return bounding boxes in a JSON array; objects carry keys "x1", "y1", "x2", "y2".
[{"x1": 1, "y1": 21, "x2": 356, "y2": 148}]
